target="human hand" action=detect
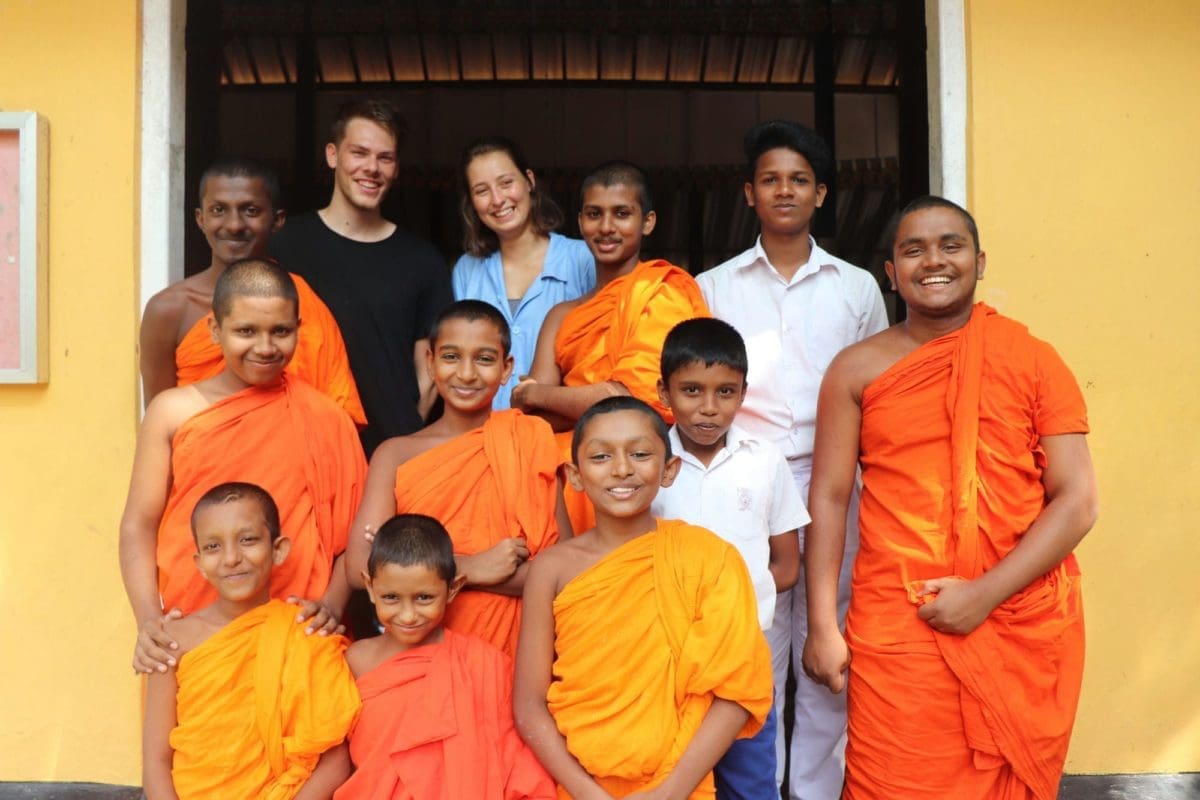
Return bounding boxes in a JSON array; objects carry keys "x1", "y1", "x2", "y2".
[
  {"x1": 134, "y1": 609, "x2": 183, "y2": 674},
  {"x1": 462, "y1": 537, "x2": 530, "y2": 586},
  {"x1": 801, "y1": 625, "x2": 851, "y2": 694},
  {"x1": 287, "y1": 595, "x2": 344, "y2": 636},
  {"x1": 916, "y1": 576, "x2": 993, "y2": 635},
  {"x1": 363, "y1": 523, "x2": 377, "y2": 545},
  {"x1": 511, "y1": 378, "x2": 538, "y2": 412}
]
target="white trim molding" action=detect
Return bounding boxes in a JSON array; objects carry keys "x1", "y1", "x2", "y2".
[{"x1": 926, "y1": 0, "x2": 968, "y2": 206}]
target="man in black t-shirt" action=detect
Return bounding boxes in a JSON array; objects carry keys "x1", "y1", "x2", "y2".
[{"x1": 270, "y1": 99, "x2": 452, "y2": 455}]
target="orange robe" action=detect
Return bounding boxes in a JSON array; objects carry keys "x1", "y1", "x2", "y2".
[
  {"x1": 548, "y1": 519, "x2": 772, "y2": 799},
  {"x1": 157, "y1": 376, "x2": 366, "y2": 614},
  {"x1": 170, "y1": 599, "x2": 360, "y2": 799},
  {"x1": 553, "y1": 260, "x2": 710, "y2": 531},
  {"x1": 335, "y1": 628, "x2": 556, "y2": 800},
  {"x1": 845, "y1": 304, "x2": 1089, "y2": 800},
  {"x1": 393, "y1": 410, "x2": 560, "y2": 656},
  {"x1": 175, "y1": 273, "x2": 366, "y2": 425}
]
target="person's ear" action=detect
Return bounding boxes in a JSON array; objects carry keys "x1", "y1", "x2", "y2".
[
  {"x1": 814, "y1": 183, "x2": 828, "y2": 208},
  {"x1": 360, "y1": 571, "x2": 374, "y2": 601},
  {"x1": 208, "y1": 315, "x2": 221, "y2": 345},
  {"x1": 271, "y1": 209, "x2": 286, "y2": 234},
  {"x1": 641, "y1": 210, "x2": 657, "y2": 237},
  {"x1": 975, "y1": 250, "x2": 987, "y2": 280},
  {"x1": 193, "y1": 551, "x2": 205, "y2": 577},
  {"x1": 325, "y1": 142, "x2": 339, "y2": 170},
  {"x1": 661, "y1": 454, "x2": 682, "y2": 488},
  {"x1": 273, "y1": 537, "x2": 292, "y2": 565},
  {"x1": 884, "y1": 260, "x2": 897, "y2": 292},
  {"x1": 501, "y1": 353, "x2": 515, "y2": 385},
  {"x1": 194, "y1": 207, "x2": 205, "y2": 231},
  {"x1": 525, "y1": 169, "x2": 536, "y2": 191},
  {"x1": 564, "y1": 462, "x2": 584, "y2": 492},
  {"x1": 656, "y1": 378, "x2": 671, "y2": 411},
  {"x1": 447, "y1": 573, "x2": 468, "y2": 603},
  {"x1": 743, "y1": 181, "x2": 755, "y2": 208}
]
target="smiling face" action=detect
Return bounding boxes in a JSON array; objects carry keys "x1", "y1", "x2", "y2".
[
  {"x1": 578, "y1": 183, "x2": 656, "y2": 272},
  {"x1": 427, "y1": 317, "x2": 514, "y2": 414},
  {"x1": 209, "y1": 294, "x2": 299, "y2": 387},
  {"x1": 365, "y1": 562, "x2": 460, "y2": 650},
  {"x1": 195, "y1": 175, "x2": 285, "y2": 269},
  {"x1": 466, "y1": 150, "x2": 535, "y2": 240},
  {"x1": 744, "y1": 147, "x2": 827, "y2": 239},
  {"x1": 567, "y1": 409, "x2": 680, "y2": 522},
  {"x1": 885, "y1": 206, "x2": 986, "y2": 321},
  {"x1": 325, "y1": 117, "x2": 398, "y2": 213},
  {"x1": 658, "y1": 361, "x2": 746, "y2": 463},
  {"x1": 192, "y1": 498, "x2": 289, "y2": 604}
]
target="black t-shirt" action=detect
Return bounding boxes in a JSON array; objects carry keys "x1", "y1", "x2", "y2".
[{"x1": 269, "y1": 212, "x2": 452, "y2": 454}]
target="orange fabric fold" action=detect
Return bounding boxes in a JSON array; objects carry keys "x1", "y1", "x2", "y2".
[
  {"x1": 548, "y1": 519, "x2": 772, "y2": 799},
  {"x1": 175, "y1": 272, "x2": 366, "y2": 425},
  {"x1": 170, "y1": 600, "x2": 361, "y2": 800},
  {"x1": 156, "y1": 376, "x2": 366, "y2": 614},
  {"x1": 335, "y1": 629, "x2": 555, "y2": 800},
  {"x1": 553, "y1": 260, "x2": 709, "y2": 531},
  {"x1": 844, "y1": 303, "x2": 1089, "y2": 800},
  {"x1": 393, "y1": 410, "x2": 561, "y2": 656}
]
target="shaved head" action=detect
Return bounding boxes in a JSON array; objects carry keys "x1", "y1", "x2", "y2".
[{"x1": 212, "y1": 258, "x2": 299, "y2": 322}]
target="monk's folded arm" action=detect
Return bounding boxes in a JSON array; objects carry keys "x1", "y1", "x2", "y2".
[
  {"x1": 138, "y1": 294, "x2": 182, "y2": 408},
  {"x1": 523, "y1": 380, "x2": 630, "y2": 422},
  {"x1": 142, "y1": 668, "x2": 180, "y2": 800},
  {"x1": 650, "y1": 698, "x2": 751, "y2": 799},
  {"x1": 970, "y1": 432, "x2": 1099, "y2": 612},
  {"x1": 345, "y1": 441, "x2": 407, "y2": 589},
  {"x1": 294, "y1": 742, "x2": 351, "y2": 800},
  {"x1": 467, "y1": 559, "x2": 530, "y2": 597}
]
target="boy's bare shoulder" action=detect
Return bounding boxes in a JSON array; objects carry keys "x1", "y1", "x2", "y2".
[
  {"x1": 143, "y1": 273, "x2": 215, "y2": 336},
  {"x1": 370, "y1": 428, "x2": 450, "y2": 470},
  {"x1": 544, "y1": 298, "x2": 585, "y2": 329},
  {"x1": 827, "y1": 325, "x2": 909, "y2": 394},
  {"x1": 345, "y1": 635, "x2": 390, "y2": 678},
  {"x1": 143, "y1": 383, "x2": 210, "y2": 435},
  {"x1": 162, "y1": 607, "x2": 224, "y2": 658},
  {"x1": 530, "y1": 530, "x2": 608, "y2": 594}
]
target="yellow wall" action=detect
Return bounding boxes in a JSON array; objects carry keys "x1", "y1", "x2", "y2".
[
  {"x1": 966, "y1": 0, "x2": 1200, "y2": 774},
  {"x1": 0, "y1": 0, "x2": 143, "y2": 784}
]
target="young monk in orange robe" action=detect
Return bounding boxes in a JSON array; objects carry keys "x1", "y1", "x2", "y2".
[
  {"x1": 337, "y1": 514, "x2": 555, "y2": 799},
  {"x1": 513, "y1": 162, "x2": 709, "y2": 530},
  {"x1": 803, "y1": 197, "x2": 1098, "y2": 800},
  {"x1": 142, "y1": 482, "x2": 360, "y2": 800},
  {"x1": 140, "y1": 157, "x2": 365, "y2": 424},
  {"x1": 120, "y1": 259, "x2": 366, "y2": 675},
  {"x1": 346, "y1": 300, "x2": 569, "y2": 658},
  {"x1": 515, "y1": 397, "x2": 773, "y2": 799}
]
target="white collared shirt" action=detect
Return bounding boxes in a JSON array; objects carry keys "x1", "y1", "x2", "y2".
[
  {"x1": 652, "y1": 424, "x2": 810, "y2": 629},
  {"x1": 697, "y1": 236, "x2": 888, "y2": 463}
]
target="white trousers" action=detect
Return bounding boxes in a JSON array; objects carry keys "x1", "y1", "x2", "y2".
[{"x1": 766, "y1": 460, "x2": 860, "y2": 800}]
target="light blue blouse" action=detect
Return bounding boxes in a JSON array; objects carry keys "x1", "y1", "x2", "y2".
[{"x1": 451, "y1": 232, "x2": 596, "y2": 409}]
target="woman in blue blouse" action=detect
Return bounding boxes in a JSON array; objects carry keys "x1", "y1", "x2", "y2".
[{"x1": 452, "y1": 137, "x2": 595, "y2": 409}]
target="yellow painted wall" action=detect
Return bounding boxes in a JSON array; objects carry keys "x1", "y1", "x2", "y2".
[
  {"x1": 966, "y1": 0, "x2": 1200, "y2": 774},
  {"x1": 0, "y1": 0, "x2": 143, "y2": 784}
]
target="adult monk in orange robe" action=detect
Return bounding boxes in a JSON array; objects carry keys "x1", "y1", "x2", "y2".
[
  {"x1": 139, "y1": 157, "x2": 365, "y2": 424},
  {"x1": 515, "y1": 398, "x2": 773, "y2": 800},
  {"x1": 121, "y1": 259, "x2": 366, "y2": 676},
  {"x1": 513, "y1": 163, "x2": 709, "y2": 531},
  {"x1": 143, "y1": 484, "x2": 359, "y2": 800},
  {"x1": 803, "y1": 198, "x2": 1098, "y2": 800},
  {"x1": 347, "y1": 300, "x2": 568, "y2": 657}
]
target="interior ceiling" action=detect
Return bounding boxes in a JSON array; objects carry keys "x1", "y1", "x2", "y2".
[{"x1": 218, "y1": 1, "x2": 900, "y2": 89}]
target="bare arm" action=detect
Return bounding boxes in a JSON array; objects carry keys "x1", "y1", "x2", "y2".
[
  {"x1": 142, "y1": 669, "x2": 180, "y2": 800},
  {"x1": 414, "y1": 338, "x2": 436, "y2": 420},
  {"x1": 294, "y1": 742, "x2": 351, "y2": 800},
  {"x1": 800, "y1": 356, "x2": 863, "y2": 693},
  {"x1": 345, "y1": 440, "x2": 406, "y2": 589},
  {"x1": 514, "y1": 557, "x2": 612, "y2": 800},
  {"x1": 515, "y1": 380, "x2": 629, "y2": 426},
  {"x1": 139, "y1": 292, "x2": 185, "y2": 408},
  {"x1": 626, "y1": 698, "x2": 750, "y2": 800},
  {"x1": 918, "y1": 433, "x2": 1098, "y2": 634},
  {"x1": 768, "y1": 529, "x2": 801, "y2": 593}
]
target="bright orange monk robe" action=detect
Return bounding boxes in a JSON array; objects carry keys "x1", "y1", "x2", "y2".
[
  {"x1": 335, "y1": 628, "x2": 556, "y2": 800},
  {"x1": 393, "y1": 410, "x2": 560, "y2": 657},
  {"x1": 175, "y1": 273, "x2": 367, "y2": 425},
  {"x1": 553, "y1": 259, "x2": 710, "y2": 531},
  {"x1": 156, "y1": 376, "x2": 367, "y2": 614},
  {"x1": 170, "y1": 599, "x2": 361, "y2": 800},
  {"x1": 548, "y1": 519, "x2": 772, "y2": 799},
  {"x1": 844, "y1": 303, "x2": 1089, "y2": 800}
]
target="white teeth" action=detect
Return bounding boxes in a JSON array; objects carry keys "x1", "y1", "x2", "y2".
[
  {"x1": 921, "y1": 276, "x2": 952, "y2": 285},
  {"x1": 608, "y1": 487, "x2": 636, "y2": 498}
]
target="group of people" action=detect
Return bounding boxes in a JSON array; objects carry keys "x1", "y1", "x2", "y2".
[{"x1": 118, "y1": 98, "x2": 1098, "y2": 800}]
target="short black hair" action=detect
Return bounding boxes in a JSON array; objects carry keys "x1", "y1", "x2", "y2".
[
  {"x1": 889, "y1": 195, "x2": 982, "y2": 253},
  {"x1": 329, "y1": 98, "x2": 408, "y2": 146},
  {"x1": 368, "y1": 514, "x2": 457, "y2": 583},
  {"x1": 660, "y1": 318, "x2": 748, "y2": 384},
  {"x1": 190, "y1": 482, "x2": 281, "y2": 545},
  {"x1": 212, "y1": 258, "x2": 299, "y2": 322},
  {"x1": 743, "y1": 120, "x2": 834, "y2": 186},
  {"x1": 197, "y1": 156, "x2": 281, "y2": 209},
  {"x1": 579, "y1": 161, "x2": 654, "y2": 215},
  {"x1": 428, "y1": 299, "x2": 512, "y2": 358},
  {"x1": 571, "y1": 396, "x2": 671, "y2": 465}
]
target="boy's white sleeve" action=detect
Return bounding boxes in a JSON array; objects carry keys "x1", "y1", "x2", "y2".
[{"x1": 769, "y1": 448, "x2": 811, "y2": 537}]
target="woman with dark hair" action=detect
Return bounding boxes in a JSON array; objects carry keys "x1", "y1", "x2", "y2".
[{"x1": 452, "y1": 137, "x2": 594, "y2": 409}]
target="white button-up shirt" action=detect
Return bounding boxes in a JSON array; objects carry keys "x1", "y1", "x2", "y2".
[
  {"x1": 652, "y1": 424, "x2": 810, "y2": 629},
  {"x1": 698, "y1": 237, "x2": 888, "y2": 463}
]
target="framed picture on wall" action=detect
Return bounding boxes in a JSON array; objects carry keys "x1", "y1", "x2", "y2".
[{"x1": 0, "y1": 111, "x2": 48, "y2": 384}]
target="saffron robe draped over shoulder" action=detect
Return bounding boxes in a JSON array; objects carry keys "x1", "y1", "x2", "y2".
[
  {"x1": 170, "y1": 600, "x2": 360, "y2": 800},
  {"x1": 157, "y1": 376, "x2": 366, "y2": 614},
  {"x1": 552, "y1": 260, "x2": 709, "y2": 531},
  {"x1": 335, "y1": 629, "x2": 555, "y2": 800},
  {"x1": 392, "y1": 410, "x2": 561, "y2": 656},
  {"x1": 844, "y1": 303, "x2": 1089, "y2": 800},
  {"x1": 548, "y1": 519, "x2": 772, "y2": 799},
  {"x1": 175, "y1": 273, "x2": 367, "y2": 425}
]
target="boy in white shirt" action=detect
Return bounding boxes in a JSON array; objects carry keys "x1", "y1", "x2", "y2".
[
  {"x1": 697, "y1": 120, "x2": 887, "y2": 799},
  {"x1": 651, "y1": 317, "x2": 809, "y2": 800}
]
